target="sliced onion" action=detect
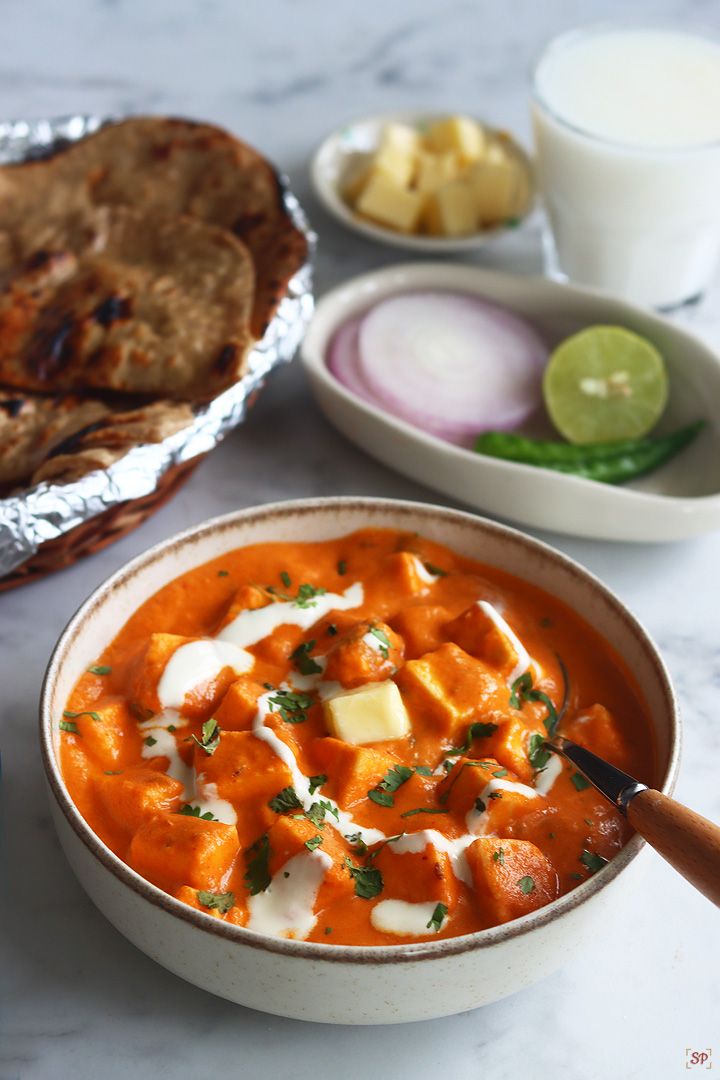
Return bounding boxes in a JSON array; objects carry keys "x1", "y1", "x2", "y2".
[
  {"x1": 357, "y1": 291, "x2": 547, "y2": 439},
  {"x1": 327, "y1": 312, "x2": 471, "y2": 444}
]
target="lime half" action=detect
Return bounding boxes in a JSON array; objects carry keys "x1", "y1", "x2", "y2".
[{"x1": 543, "y1": 326, "x2": 669, "y2": 445}]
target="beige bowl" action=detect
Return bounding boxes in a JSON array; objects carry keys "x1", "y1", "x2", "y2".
[{"x1": 40, "y1": 498, "x2": 679, "y2": 1023}]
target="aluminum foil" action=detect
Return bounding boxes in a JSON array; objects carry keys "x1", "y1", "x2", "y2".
[{"x1": 0, "y1": 115, "x2": 315, "y2": 579}]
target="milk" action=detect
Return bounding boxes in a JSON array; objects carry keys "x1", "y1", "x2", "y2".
[{"x1": 532, "y1": 27, "x2": 720, "y2": 308}]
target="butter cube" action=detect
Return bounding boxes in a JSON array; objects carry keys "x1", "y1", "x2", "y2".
[
  {"x1": 415, "y1": 150, "x2": 459, "y2": 195},
  {"x1": 378, "y1": 122, "x2": 423, "y2": 158},
  {"x1": 323, "y1": 680, "x2": 411, "y2": 745},
  {"x1": 372, "y1": 142, "x2": 417, "y2": 188},
  {"x1": 355, "y1": 173, "x2": 423, "y2": 232},
  {"x1": 341, "y1": 153, "x2": 373, "y2": 204},
  {"x1": 426, "y1": 116, "x2": 486, "y2": 165},
  {"x1": 467, "y1": 158, "x2": 524, "y2": 226},
  {"x1": 422, "y1": 178, "x2": 477, "y2": 237}
]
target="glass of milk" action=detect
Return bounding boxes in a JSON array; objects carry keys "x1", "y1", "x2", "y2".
[{"x1": 531, "y1": 24, "x2": 720, "y2": 310}]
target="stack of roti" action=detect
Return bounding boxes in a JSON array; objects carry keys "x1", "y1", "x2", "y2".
[{"x1": 0, "y1": 117, "x2": 308, "y2": 492}]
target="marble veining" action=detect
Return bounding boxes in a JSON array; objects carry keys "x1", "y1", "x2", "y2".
[{"x1": 1, "y1": 0, "x2": 719, "y2": 1077}]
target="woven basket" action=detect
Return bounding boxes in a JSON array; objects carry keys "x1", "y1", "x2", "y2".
[{"x1": 0, "y1": 456, "x2": 203, "y2": 592}]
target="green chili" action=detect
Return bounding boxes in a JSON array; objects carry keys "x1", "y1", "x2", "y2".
[{"x1": 473, "y1": 421, "x2": 704, "y2": 484}]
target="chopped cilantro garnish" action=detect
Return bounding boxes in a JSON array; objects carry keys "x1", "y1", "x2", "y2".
[
  {"x1": 308, "y1": 774, "x2": 327, "y2": 795},
  {"x1": 266, "y1": 688, "x2": 314, "y2": 724},
  {"x1": 426, "y1": 902, "x2": 448, "y2": 932},
  {"x1": 63, "y1": 709, "x2": 101, "y2": 723},
  {"x1": 345, "y1": 832, "x2": 368, "y2": 857},
  {"x1": 244, "y1": 834, "x2": 271, "y2": 895},
  {"x1": 280, "y1": 571, "x2": 292, "y2": 588},
  {"x1": 167, "y1": 724, "x2": 176, "y2": 733},
  {"x1": 571, "y1": 772, "x2": 591, "y2": 792},
  {"x1": 217, "y1": 570, "x2": 229, "y2": 577},
  {"x1": 294, "y1": 584, "x2": 327, "y2": 609},
  {"x1": 488, "y1": 791, "x2": 503, "y2": 801},
  {"x1": 327, "y1": 624, "x2": 338, "y2": 636},
  {"x1": 197, "y1": 890, "x2": 234, "y2": 913},
  {"x1": 493, "y1": 848, "x2": 505, "y2": 865},
  {"x1": 178, "y1": 804, "x2": 218, "y2": 821},
  {"x1": 268, "y1": 786, "x2": 303, "y2": 813},
  {"x1": 188, "y1": 717, "x2": 221, "y2": 756},
  {"x1": 144, "y1": 735, "x2": 157, "y2": 747},
  {"x1": 400, "y1": 807, "x2": 450, "y2": 817},
  {"x1": 424, "y1": 562, "x2": 448, "y2": 577},
  {"x1": 571, "y1": 872, "x2": 583, "y2": 880},
  {"x1": 344, "y1": 857, "x2": 383, "y2": 899},
  {"x1": 325, "y1": 926, "x2": 332, "y2": 935},
  {"x1": 290, "y1": 639, "x2": 323, "y2": 676},
  {"x1": 444, "y1": 721, "x2": 499, "y2": 758},
  {"x1": 379, "y1": 765, "x2": 414, "y2": 792},
  {"x1": 580, "y1": 850, "x2": 608, "y2": 874},
  {"x1": 528, "y1": 733, "x2": 551, "y2": 771},
  {"x1": 509, "y1": 673, "x2": 559, "y2": 738},
  {"x1": 59, "y1": 720, "x2": 81, "y2": 736},
  {"x1": 368, "y1": 625, "x2": 392, "y2": 659},
  {"x1": 337, "y1": 560, "x2": 346, "y2": 576},
  {"x1": 475, "y1": 797, "x2": 486, "y2": 812},
  {"x1": 492, "y1": 767, "x2": 508, "y2": 778},
  {"x1": 518, "y1": 876, "x2": 535, "y2": 895},
  {"x1": 130, "y1": 702, "x2": 155, "y2": 722},
  {"x1": 368, "y1": 789, "x2": 394, "y2": 807},
  {"x1": 584, "y1": 818, "x2": 593, "y2": 826},
  {"x1": 104, "y1": 770, "x2": 122, "y2": 775},
  {"x1": 305, "y1": 834, "x2": 323, "y2": 852},
  {"x1": 87, "y1": 665, "x2": 111, "y2": 676},
  {"x1": 305, "y1": 802, "x2": 328, "y2": 829},
  {"x1": 413, "y1": 765, "x2": 432, "y2": 777}
]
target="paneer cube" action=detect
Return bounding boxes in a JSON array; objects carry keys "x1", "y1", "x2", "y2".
[
  {"x1": 465, "y1": 838, "x2": 559, "y2": 924},
  {"x1": 371, "y1": 840, "x2": 459, "y2": 907},
  {"x1": 131, "y1": 633, "x2": 192, "y2": 714},
  {"x1": 216, "y1": 583, "x2": 271, "y2": 632},
  {"x1": 372, "y1": 143, "x2": 417, "y2": 188},
  {"x1": 443, "y1": 602, "x2": 523, "y2": 679},
  {"x1": 265, "y1": 815, "x2": 354, "y2": 906},
  {"x1": 312, "y1": 736, "x2": 398, "y2": 807},
  {"x1": 488, "y1": 717, "x2": 533, "y2": 783},
  {"x1": 426, "y1": 115, "x2": 487, "y2": 164},
  {"x1": 378, "y1": 121, "x2": 423, "y2": 158},
  {"x1": 97, "y1": 765, "x2": 184, "y2": 830},
  {"x1": 212, "y1": 675, "x2": 265, "y2": 731},
  {"x1": 355, "y1": 173, "x2": 423, "y2": 233},
  {"x1": 422, "y1": 179, "x2": 476, "y2": 237},
  {"x1": 323, "y1": 680, "x2": 411, "y2": 745},
  {"x1": 323, "y1": 619, "x2": 403, "y2": 689},
  {"x1": 389, "y1": 605, "x2": 450, "y2": 660},
  {"x1": 175, "y1": 884, "x2": 246, "y2": 925},
  {"x1": 64, "y1": 697, "x2": 138, "y2": 768},
  {"x1": 394, "y1": 642, "x2": 506, "y2": 740},
  {"x1": 130, "y1": 814, "x2": 239, "y2": 893},
  {"x1": 437, "y1": 755, "x2": 502, "y2": 813}
]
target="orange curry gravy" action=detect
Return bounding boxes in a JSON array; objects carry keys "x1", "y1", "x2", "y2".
[{"x1": 60, "y1": 528, "x2": 655, "y2": 945}]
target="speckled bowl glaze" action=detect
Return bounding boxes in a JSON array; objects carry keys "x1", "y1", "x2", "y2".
[{"x1": 40, "y1": 498, "x2": 680, "y2": 1024}]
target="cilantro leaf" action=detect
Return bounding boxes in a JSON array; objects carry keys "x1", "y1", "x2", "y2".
[
  {"x1": 344, "y1": 857, "x2": 383, "y2": 899},
  {"x1": 337, "y1": 560, "x2": 346, "y2": 576},
  {"x1": 268, "y1": 786, "x2": 303, "y2": 813},
  {"x1": 492, "y1": 767, "x2": 508, "y2": 778},
  {"x1": 475, "y1": 798, "x2": 486, "y2": 812},
  {"x1": 400, "y1": 807, "x2": 450, "y2": 817},
  {"x1": 130, "y1": 702, "x2": 155, "y2": 722},
  {"x1": 509, "y1": 673, "x2": 559, "y2": 737},
  {"x1": 571, "y1": 772, "x2": 591, "y2": 792},
  {"x1": 444, "y1": 721, "x2": 499, "y2": 757},
  {"x1": 327, "y1": 624, "x2": 338, "y2": 637},
  {"x1": 294, "y1": 584, "x2": 327, "y2": 609},
  {"x1": 244, "y1": 834, "x2": 271, "y2": 895},
  {"x1": 218, "y1": 570, "x2": 229, "y2": 577},
  {"x1": 197, "y1": 890, "x2": 234, "y2": 914},
  {"x1": 493, "y1": 848, "x2": 505, "y2": 865},
  {"x1": 144, "y1": 735, "x2": 157, "y2": 747},
  {"x1": 528, "y1": 733, "x2": 551, "y2": 771},
  {"x1": 368, "y1": 625, "x2": 391, "y2": 660},
  {"x1": 413, "y1": 765, "x2": 432, "y2": 777},
  {"x1": 517, "y1": 876, "x2": 535, "y2": 895},
  {"x1": 345, "y1": 832, "x2": 368, "y2": 857},
  {"x1": 188, "y1": 717, "x2": 221, "y2": 756},
  {"x1": 63, "y1": 709, "x2": 101, "y2": 723},
  {"x1": 290, "y1": 639, "x2": 323, "y2": 676},
  {"x1": 368, "y1": 789, "x2": 394, "y2": 807},
  {"x1": 59, "y1": 720, "x2": 81, "y2": 736},
  {"x1": 580, "y1": 850, "x2": 608, "y2": 874},
  {"x1": 305, "y1": 802, "x2": 328, "y2": 829},
  {"x1": 424, "y1": 562, "x2": 448, "y2": 577},
  {"x1": 177, "y1": 804, "x2": 218, "y2": 821},
  {"x1": 87, "y1": 665, "x2": 111, "y2": 676},
  {"x1": 488, "y1": 790, "x2": 503, "y2": 801},
  {"x1": 266, "y1": 688, "x2": 314, "y2": 723},
  {"x1": 280, "y1": 571, "x2": 292, "y2": 588},
  {"x1": 305, "y1": 834, "x2": 323, "y2": 852},
  {"x1": 379, "y1": 765, "x2": 414, "y2": 792},
  {"x1": 308, "y1": 774, "x2": 327, "y2": 795},
  {"x1": 104, "y1": 770, "x2": 122, "y2": 775},
  {"x1": 426, "y1": 902, "x2": 448, "y2": 932}
]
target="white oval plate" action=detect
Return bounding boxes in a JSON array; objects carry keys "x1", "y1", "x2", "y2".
[
  {"x1": 301, "y1": 263, "x2": 720, "y2": 542},
  {"x1": 310, "y1": 111, "x2": 534, "y2": 253}
]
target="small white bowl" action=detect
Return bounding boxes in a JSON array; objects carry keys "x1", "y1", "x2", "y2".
[
  {"x1": 310, "y1": 111, "x2": 534, "y2": 253},
  {"x1": 301, "y1": 263, "x2": 720, "y2": 542},
  {"x1": 41, "y1": 497, "x2": 679, "y2": 1023}
]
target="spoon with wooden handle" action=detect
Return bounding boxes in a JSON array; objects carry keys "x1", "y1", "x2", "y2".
[{"x1": 545, "y1": 735, "x2": 720, "y2": 907}]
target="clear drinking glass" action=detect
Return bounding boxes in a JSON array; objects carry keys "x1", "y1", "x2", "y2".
[{"x1": 531, "y1": 23, "x2": 720, "y2": 310}]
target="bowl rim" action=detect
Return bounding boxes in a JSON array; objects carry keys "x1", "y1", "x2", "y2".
[{"x1": 40, "y1": 495, "x2": 681, "y2": 965}]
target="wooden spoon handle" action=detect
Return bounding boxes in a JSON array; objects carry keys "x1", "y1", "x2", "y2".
[{"x1": 626, "y1": 789, "x2": 720, "y2": 907}]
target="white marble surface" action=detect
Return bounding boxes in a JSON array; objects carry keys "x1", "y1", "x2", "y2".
[{"x1": 1, "y1": 1, "x2": 719, "y2": 1077}]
